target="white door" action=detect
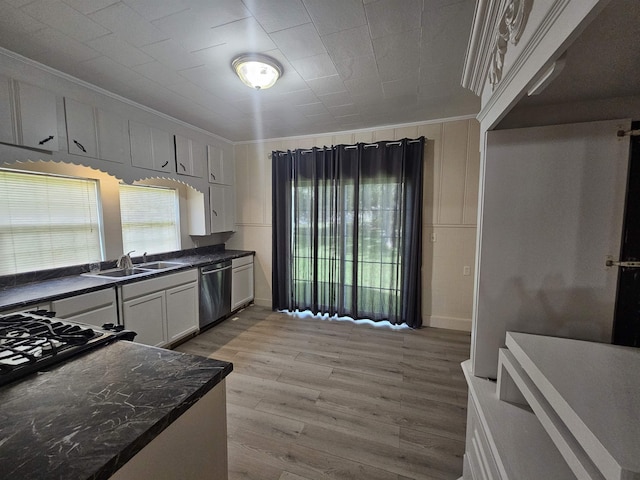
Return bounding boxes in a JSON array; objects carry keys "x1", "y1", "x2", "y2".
[
  {"x1": 472, "y1": 119, "x2": 631, "y2": 378},
  {"x1": 166, "y1": 282, "x2": 198, "y2": 343},
  {"x1": 96, "y1": 108, "x2": 129, "y2": 163},
  {"x1": 122, "y1": 291, "x2": 166, "y2": 347},
  {"x1": 16, "y1": 81, "x2": 58, "y2": 150},
  {"x1": 210, "y1": 185, "x2": 226, "y2": 233},
  {"x1": 65, "y1": 98, "x2": 97, "y2": 158}
]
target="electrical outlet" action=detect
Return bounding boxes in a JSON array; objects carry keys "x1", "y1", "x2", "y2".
[
  {"x1": 430, "y1": 233, "x2": 437, "y2": 242},
  {"x1": 463, "y1": 266, "x2": 471, "y2": 276}
]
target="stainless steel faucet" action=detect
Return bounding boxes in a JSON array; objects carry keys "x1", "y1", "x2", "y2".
[{"x1": 117, "y1": 250, "x2": 135, "y2": 269}]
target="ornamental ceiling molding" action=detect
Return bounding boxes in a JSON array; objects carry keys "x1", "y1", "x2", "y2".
[{"x1": 488, "y1": 0, "x2": 532, "y2": 90}]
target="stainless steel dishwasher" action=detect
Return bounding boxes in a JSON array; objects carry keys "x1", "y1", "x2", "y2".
[{"x1": 199, "y1": 260, "x2": 232, "y2": 330}]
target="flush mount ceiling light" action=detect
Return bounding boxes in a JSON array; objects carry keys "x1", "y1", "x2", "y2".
[{"x1": 232, "y1": 54, "x2": 282, "y2": 90}]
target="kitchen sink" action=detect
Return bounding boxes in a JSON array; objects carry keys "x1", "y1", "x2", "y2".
[
  {"x1": 137, "y1": 261, "x2": 185, "y2": 270},
  {"x1": 82, "y1": 261, "x2": 187, "y2": 280},
  {"x1": 82, "y1": 268, "x2": 154, "y2": 280}
]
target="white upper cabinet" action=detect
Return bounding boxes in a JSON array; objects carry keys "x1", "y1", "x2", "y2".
[
  {"x1": 130, "y1": 120, "x2": 175, "y2": 173},
  {"x1": 65, "y1": 98, "x2": 130, "y2": 163},
  {"x1": 14, "y1": 80, "x2": 58, "y2": 151},
  {"x1": 65, "y1": 98, "x2": 98, "y2": 158},
  {"x1": 209, "y1": 184, "x2": 235, "y2": 233},
  {"x1": 175, "y1": 134, "x2": 205, "y2": 178},
  {"x1": 0, "y1": 74, "x2": 14, "y2": 145},
  {"x1": 207, "y1": 144, "x2": 233, "y2": 185},
  {"x1": 95, "y1": 108, "x2": 130, "y2": 164}
]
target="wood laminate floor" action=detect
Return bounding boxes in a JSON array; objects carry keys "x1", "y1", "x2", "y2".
[{"x1": 176, "y1": 306, "x2": 471, "y2": 480}]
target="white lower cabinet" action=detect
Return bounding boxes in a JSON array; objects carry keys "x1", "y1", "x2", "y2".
[
  {"x1": 120, "y1": 269, "x2": 198, "y2": 347},
  {"x1": 122, "y1": 290, "x2": 166, "y2": 347},
  {"x1": 231, "y1": 256, "x2": 254, "y2": 311},
  {"x1": 165, "y1": 282, "x2": 198, "y2": 344},
  {"x1": 52, "y1": 288, "x2": 118, "y2": 328}
]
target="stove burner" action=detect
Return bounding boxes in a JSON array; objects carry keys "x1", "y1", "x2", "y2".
[
  {"x1": 0, "y1": 310, "x2": 134, "y2": 386},
  {"x1": 0, "y1": 313, "x2": 103, "y2": 373}
]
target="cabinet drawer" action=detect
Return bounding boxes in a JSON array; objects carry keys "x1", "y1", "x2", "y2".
[
  {"x1": 121, "y1": 269, "x2": 197, "y2": 300},
  {"x1": 231, "y1": 255, "x2": 253, "y2": 268},
  {"x1": 52, "y1": 288, "x2": 116, "y2": 317}
]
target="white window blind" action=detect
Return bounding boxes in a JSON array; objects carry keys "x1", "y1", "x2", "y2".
[
  {"x1": 119, "y1": 184, "x2": 180, "y2": 255},
  {"x1": 0, "y1": 169, "x2": 103, "y2": 275}
]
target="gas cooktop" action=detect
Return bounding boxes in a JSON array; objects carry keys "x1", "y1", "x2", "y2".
[{"x1": 0, "y1": 310, "x2": 135, "y2": 387}]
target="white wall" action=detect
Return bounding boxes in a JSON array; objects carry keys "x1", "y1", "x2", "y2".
[{"x1": 227, "y1": 118, "x2": 480, "y2": 331}]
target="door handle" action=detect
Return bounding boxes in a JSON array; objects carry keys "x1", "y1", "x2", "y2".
[
  {"x1": 606, "y1": 256, "x2": 640, "y2": 268},
  {"x1": 73, "y1": 139, "x2": 86, "y2": 152}
]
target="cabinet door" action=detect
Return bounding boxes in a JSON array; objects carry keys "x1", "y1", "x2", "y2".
[
  {"x1": 175, "y1": 134, "x2": 204, "y2": 177},
  {"x1": 221, "y1": 149, "x2": 234, "y2": 185},
  {"x1": 15, "y1": 81, "x2": 58, "y2": 150},
  {"x1": 130, "y1": 121, "x2": 174, "y2": 173},
  {"x1": 96, "y1": 108, "x2": 129, "y2": 163},
  {"x1": 207, "y1": 145, "x2": 232, "y2": 185},
  {"x1": 207, "y1": 144, "x2": 222, "y2": 184},
  {"x1": 223, "y1": 184, "x2": 235, "y2": 232},
  {"x1": 175, "y1": 134, "x2": 191, "y2": 175},
  {"x1": 129, "y1": 120, "x2": 154, "y2": 169},
  {"x1": 210, "y1": 185, "x2": 226, "y2": 233},
  {"x1": 231, "y1": 263, "x2": 254, "y2": 310},
  {"x1": 64, "y1": 98, "x2": 98, "y2": 158},
  {"x1": 0, "y1": 73, "x2": 15, "y2": 144},
  {"x1": 210, "y1": 184, "x2": 235, "y2": 233},
  {"x1": 190, "y1": 138, "x2": 205, "y2": 178},
  {"x1": 166, "y1": 281, "x2": 198, "y2": 343},
  {"x1": 122, "y1": 291, "x2": 166, "y2": 347},
  {"x1": 151, "y1": 126, "x2": 175, "y2": 173}
]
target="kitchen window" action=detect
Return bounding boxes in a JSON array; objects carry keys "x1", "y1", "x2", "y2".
[
  {"x1": 119, "y1": 184, "x2": 180, "y2": 255},
  {"x1": 0, "y1": 169, "x2": 104, "y2": 275}
]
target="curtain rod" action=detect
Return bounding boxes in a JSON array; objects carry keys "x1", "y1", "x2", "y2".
[{"x1": 283, "y1": 138, "x2": 423, "y2": 154}]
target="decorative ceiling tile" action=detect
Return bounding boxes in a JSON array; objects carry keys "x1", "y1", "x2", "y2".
[
  {"x1": 365, "y1": 0, "x2": 422, "y2": 39},
  {"x1": 321, "y1": 25, "x2": 374, "y2": 62},
  {"x1": 86, "y1": 34, "x2": 154, "y2": 68},
  {"x1": 270, "y1": 23, "x2": 326, "y2": 61},
  {"x1": 302, "y1": 0, "x2": 367, "y2": 36},
  {"x1": 243, "y1": 0, "x2": 310, "y2": 33},
  {"x1": 21, "y1": 0, "x2": 110, "y2": 42},
  {"x1": 89, "y1": 2, "x2": 169, "y2": 47},
  {"x1": 290, "y1": 53, "x2": 338, "y2": 81}
]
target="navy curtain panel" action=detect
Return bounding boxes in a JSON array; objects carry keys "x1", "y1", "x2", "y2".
[{"x1": 272, "y1": 138, "x2": 424, "y2": 328}]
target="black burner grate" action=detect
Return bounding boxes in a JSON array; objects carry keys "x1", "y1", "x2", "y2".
[{"x1": 0, "y1": 310, "x2": 133, "y2": 386}]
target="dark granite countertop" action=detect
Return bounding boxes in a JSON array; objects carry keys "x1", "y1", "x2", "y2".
[
  {"x1": 0, "y1": 246, "x2": 254, "y2": 312},
  {"x1": 0, "y1": 340, "x2": 232, "y2": 480}
]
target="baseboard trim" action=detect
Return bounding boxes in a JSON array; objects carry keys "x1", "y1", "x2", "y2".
[
  {"x1": 253, "y1": 298, "x2": 272, "y2": 308},
  {"x1": 426, "y1": 315, "x2": 472, "y2": 332}
]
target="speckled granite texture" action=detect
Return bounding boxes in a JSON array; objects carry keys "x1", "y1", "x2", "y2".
[
  {"x1": 0, "y1": 245, "x2": 254, "y2": 311},
  {"x1": 0, "y1": 341, "x2": 232, "y2": 480}
]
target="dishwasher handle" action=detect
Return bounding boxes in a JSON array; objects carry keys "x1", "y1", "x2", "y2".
[{"x1": 201, "y1": 261, "x2": 232, "y2": 275}]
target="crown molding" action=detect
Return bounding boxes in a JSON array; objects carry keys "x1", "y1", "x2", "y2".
[{"x1": 462, "y1": 0, "x2": 509, "y2": 96}]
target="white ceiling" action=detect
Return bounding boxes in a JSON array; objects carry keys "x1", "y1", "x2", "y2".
[{"x1": 0, "y1": 0, "x2": 480, "y2": 142}]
